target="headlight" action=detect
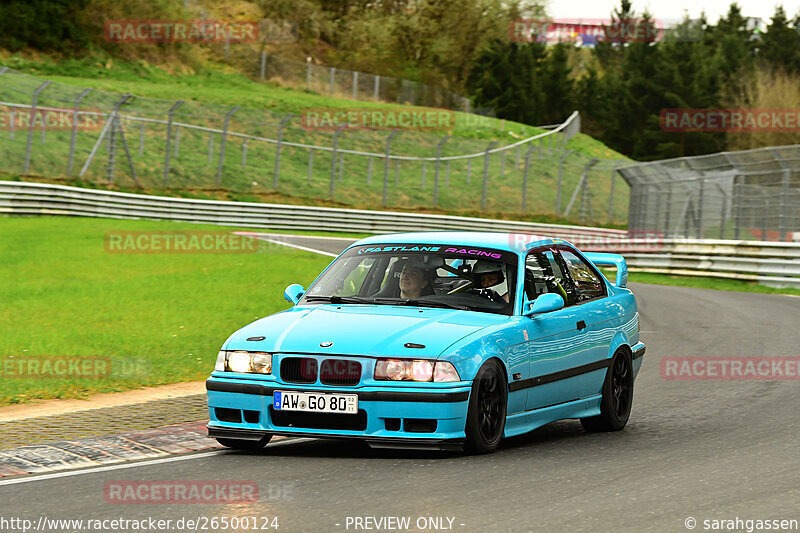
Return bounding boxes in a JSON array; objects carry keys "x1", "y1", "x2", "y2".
[
  {"x1": 218, "y1": 351, "x2": 272, "y2": 374},
  {"x1": 374, "y1": 359, "x2": 460, "y2": 382}
]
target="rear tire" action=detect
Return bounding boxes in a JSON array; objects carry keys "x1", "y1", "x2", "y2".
[
  {"x1": 580, "y1": 350, "x2": 633, "y2": 432},
  {"x1": 216, "y1": 435, "x2": 272, "y2": 450},
  {"x1": 464, "y1": 359, "x2": 507, "y2": 454}
]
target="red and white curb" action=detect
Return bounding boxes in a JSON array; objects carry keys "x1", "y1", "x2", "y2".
[{"x1": 0, "y1": 421, "x2": 229, "y2": 478}]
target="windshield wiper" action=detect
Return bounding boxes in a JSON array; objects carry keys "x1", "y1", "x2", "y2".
[
  {"x1": 304, "y1": 295, "x2": 375, "y2": 304},
  {"x1": 373, "y1": 298, "x2": 471, "y2": 311}
]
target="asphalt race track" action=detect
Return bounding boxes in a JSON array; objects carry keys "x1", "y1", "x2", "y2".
[{"x1": 1, "y1": 235, "x2": 799, "y2": 533}]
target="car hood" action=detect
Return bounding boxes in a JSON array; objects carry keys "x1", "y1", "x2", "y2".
[{"x1": 225, "y1": 304, "x2": 509, "y2": 358}]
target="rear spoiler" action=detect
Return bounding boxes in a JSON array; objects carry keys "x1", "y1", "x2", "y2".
[{"x1": 583, "y1": 252, "x2": 628, "y2": 288}]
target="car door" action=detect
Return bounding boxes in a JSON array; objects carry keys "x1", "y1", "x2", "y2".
[
  {"x1": 553, "y1": 246, "x2": 614, "y2": 399},
  {"x1": 521, "y1": 248, "x2": 592, "y2": 411}
]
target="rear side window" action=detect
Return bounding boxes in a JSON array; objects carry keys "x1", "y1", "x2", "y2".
[{"x1": 558, "y1": 250, "x2": 606, "y2": 302}]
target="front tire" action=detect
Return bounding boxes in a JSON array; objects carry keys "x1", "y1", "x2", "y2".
[
  {"x1": 216, "y1": 435, "x2": 272, "y2": 450},
  {"x1": 581, "y1": 350, "x2": 633, "y2": 432},
  {"x1": 464, "y1": 359, "x2": 507, "y2": 454}
]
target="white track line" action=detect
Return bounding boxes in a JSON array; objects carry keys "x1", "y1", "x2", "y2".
[
  {"x1": 258, "y1": 237, "x2": 338, "y2": 257},
  {"x1": 0, "y1": 437, "x2": 316, "y2": 487},
  {"x1": 243, "y1": 233, "x2": 359, "y2": 242}
]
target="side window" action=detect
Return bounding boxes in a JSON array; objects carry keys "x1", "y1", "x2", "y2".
[
  {"x1": 524, "y1": 250, "x2": 574, "y2": 305},
  {"x1": 558, "y1": 250, "x2": 606, "y2": 301}
]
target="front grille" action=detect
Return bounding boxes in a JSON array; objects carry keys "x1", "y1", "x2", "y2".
[
  {"x1": 320, "y1": 359, "x2": 362, "y2": 386},
  {"x1": 269, "y1": 407, "x2": 367, "y2": 431},
  {"x1": 281, "y1": 357, "x2": 318, "y2": 383}
]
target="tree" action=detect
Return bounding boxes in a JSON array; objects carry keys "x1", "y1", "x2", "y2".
[{"x1": 760, "y1": 6, "x2": 800, "y2": 73}]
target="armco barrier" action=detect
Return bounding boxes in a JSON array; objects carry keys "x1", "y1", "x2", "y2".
[
  {"x1": 0, "y1": 181, "x2": 623, "y2": 238},
  {"x1": 2, "y1": 181, "x2": 799, "y2": 288}
]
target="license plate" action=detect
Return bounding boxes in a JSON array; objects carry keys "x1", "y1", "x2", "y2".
[{"x1": 273, "y1": 390, "x2": 358, "y2": 414}]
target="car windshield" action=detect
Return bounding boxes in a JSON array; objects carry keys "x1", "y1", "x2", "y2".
[{"x1": 301, "y1": 243, "x2": 517, "y2": 315}]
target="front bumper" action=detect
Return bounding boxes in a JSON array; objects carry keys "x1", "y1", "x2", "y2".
[{"x1": 206, "y1": 378, "x2": 471, "y2": 450}]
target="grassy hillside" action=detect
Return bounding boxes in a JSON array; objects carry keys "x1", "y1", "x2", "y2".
[{"x1": 0, "y1": 57, "x2": 631, "y2": 225}]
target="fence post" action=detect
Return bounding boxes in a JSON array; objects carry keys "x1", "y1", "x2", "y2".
[
  {"x1": 780, "y1": 169, "x2": 790, "y2": 242},
  {"x1": 207, "y1": 134, "x2": 214, "y2": 165},
  {"x1": 114, "y1": 111, "x2": 140, "y2": 187},
  {"x1": 163, "y1": 100, "x2": 184, "y2": 187},
  {"x1": 696, "y1": 178, "x2": 705, "y2": 238},
  {"x1": 306, "y1": 58, "x2": 312, "y2": 91},
  {"x1": 499, "y1": 149, "x2": 506, "y2": 176},
  {"x1": 382, "y1": 130, "x2": 400, "y2": 206},
  {"x1": 242, "y1": 139, "x2": 248, "y2": 166},
  {"x1": 352, "y1": 71, "x2": 358, "y2": 100},
  {"x1": 23, "y1": 81, "x2": 50, "y2": 174},
  {"x1": 339, "y1": 153, "x2": 345, "y2": 183},
  {"x1": 108, "y1": 94, "x2": 138, "y2": 185},
  {"x1": 481, "y1": 141, "x2": 498, "y2": 211},
  {"x1": 139, "y1": 123, "x2": 145, "y2": 156},
  {"x1": 664, "y1": 183, "x2": 673, "y2": 237},
  {"x1": 79, "y1": 94, "x2": 130, "y2": 178},
  {"x1": 367, "y1": 157, "x2": 374, "y2": 185},
  {"x1": 329, "y1": 67, "x2": 336, "y2": 97},
  {"x1": 67, "y1": 88, "x2": 92, "y2": 175},
  {"x1": 466, "y1": 159, "x2": 472, "y2": 184},
  {"x1": 173, "y1": 126, "x2": 181, "y2": 157},
  {"x1": 374, "y1": 75, "x2": 380, "y2": 101},
  {"x1": 225, "y1": 32, "x2": 230, "y2": 60},
  {"x1": 521, "y1": 144, "x2": 535, "y2": 211},
  {"x1": 260, "y1": 51, "x2": 267, "y2": 81},
  {"x1": 273, "y1": 114, "x2": 294, "y2": 189},
  {"x1": 421, "y1": 162, "x2": 427, "y2": 188},
  {"x1": 433, "y1": 134, "x2": 451, "y2": 207},
  {"x1": 607, "y1": 160, "x2": 624, "y2": 223},
  {"x1": 329, "y1": 124, "x2": 346, "y2": 198},
  {"x1": 556, "y1": 149, "x2": 573, "y2": 213},
  {"x1": 9, "y1": 111, "x2": 14, "y2": 139},
  {"x1": 712, "y1": 182, "x2": 728, "y2": 239},
  {"x1": 216, "y1": 105, "x2": 240, "y2": 185},
  {"x1": 565, "y1": 158, "x2": 598, "y2": 218}
]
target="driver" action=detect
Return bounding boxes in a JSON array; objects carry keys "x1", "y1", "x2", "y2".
[
  {"x1": 398, "y1": 260, "x2": 432, "y2": 299},
  {"x1": 472, "y1": 261, "x2": 509, "y2": 303}
]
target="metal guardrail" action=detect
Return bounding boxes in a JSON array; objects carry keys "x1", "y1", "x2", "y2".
[
  {"x1": 2, "y1": 181, "x2": 799, "y2": 288},
  {"x1": 0, "y1": 181, "x2": 623, "y2": 237}
]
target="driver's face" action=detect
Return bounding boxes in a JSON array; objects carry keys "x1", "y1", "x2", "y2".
[
  {"x1": 399, "y1": 266, "x2": 427, "y2": 298},
  {"x1": 480, "y1": 272, "x2": 501, "y2": 288}
]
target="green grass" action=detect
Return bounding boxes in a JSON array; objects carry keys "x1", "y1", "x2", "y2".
[
  {"x1": 0, "y1": 56, "x2": 631, "y2": 225},
  {"x1": 0, "y1": 216, "x2": 334, "y2": 405},
  {"x1": 627, "y1": 271, "x2": 800, "y2": 296}
]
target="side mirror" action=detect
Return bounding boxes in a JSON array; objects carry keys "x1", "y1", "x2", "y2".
[
  {"x1": 523, "y1": 293, "x2": 565, "y2": 316},
  {"x1": 283, "y1": 284, "x2": 305, "y2": 305}
]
